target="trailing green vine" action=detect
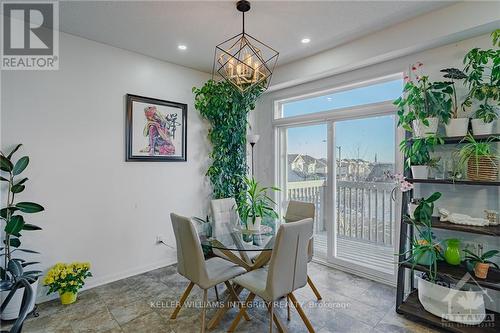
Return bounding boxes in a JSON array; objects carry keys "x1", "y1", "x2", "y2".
[{"x1": 193, "y1": 80, "x2": 264, "y2": 206}]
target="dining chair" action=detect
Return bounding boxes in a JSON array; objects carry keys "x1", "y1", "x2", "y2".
[
  {"x1": 169, "y1": 213, "x2": 247, "y2": 333},
  {"x1": 229, "y1": 218, "x2": 315, "y2": 333},
  {"x1": 284, "y1": 200, "x2": 322, "y2": 300},
  {"x1": 210, "y1": 198, "x2": 259, "y2": 263}
]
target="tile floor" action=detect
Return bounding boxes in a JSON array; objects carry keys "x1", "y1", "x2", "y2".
[{"x1": 4, "y1": 263, "x2": 441, "y2": 333}]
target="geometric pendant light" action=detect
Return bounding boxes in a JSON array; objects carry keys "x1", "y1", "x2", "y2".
[{"x1": 212, "y1": 0, "x2": 279, "y2": 93}]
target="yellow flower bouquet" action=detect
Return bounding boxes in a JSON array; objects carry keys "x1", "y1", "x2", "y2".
[{"x1": 43, "y1": 262, "x2": 92, "y2": 304}]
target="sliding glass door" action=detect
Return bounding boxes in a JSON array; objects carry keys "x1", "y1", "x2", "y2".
[
  {"x1": 332, "y1": 115, "x2": 396, "y2": 278},
  {"x1": 283, "y1": 124, "x2": 329, "y2": 257}
]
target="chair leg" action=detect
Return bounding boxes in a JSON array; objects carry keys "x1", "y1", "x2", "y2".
[
  {"x1": 288, "y1": 292, "x2": 314, "y2": 333},
  {"x1": 224, "y1": 281, "x2": 250, "y2": 321},
  {"x1": 269, "y1": 302, "x2": 274, "y2": 333},
  {"x1": 228, "y1": 292, "x2": 255, "y2": 332},
  {"x1": 214, "y1": 285, "x2": 220, "y2": 302},
  {"x1": 307, "y1": 275, "x2": 322, "y2": 300},
  {"x1": 170, "y1": 281, "x2": 195, "y2": 319},
  {"x1": 200, "y1": 289, "x2": 208, "y2": 333},
  {"x1": 286, "y1": 295, "x2": 291, "y2": 321}
]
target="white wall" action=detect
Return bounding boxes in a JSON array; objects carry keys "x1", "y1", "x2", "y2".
[{"x1": 1, "y1": 33, "x2": 212, "y2": 301}]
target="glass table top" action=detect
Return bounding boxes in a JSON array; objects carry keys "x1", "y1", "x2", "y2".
[{"x1": 197, "y1": 218, "x2": 281, "y2": 252}]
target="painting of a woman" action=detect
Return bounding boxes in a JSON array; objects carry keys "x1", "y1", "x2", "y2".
[{"x1": 126, "y1": 94, "x2": 187, "y2": 161}]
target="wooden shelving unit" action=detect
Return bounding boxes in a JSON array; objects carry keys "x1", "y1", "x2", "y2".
[
  {"x1": 407, "y1": 178, "x2": 500, "y2": 186},
  {"x1": 398, "y1": 292, "x2": 500, "y2": 333},
  {"x1": 396, "y1": 133, "x2": 500, "y2": 332}
]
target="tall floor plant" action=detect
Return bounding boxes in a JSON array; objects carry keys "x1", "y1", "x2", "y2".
[{"x1": 193, "y1": 80, "x2": 264, "y2": 206}]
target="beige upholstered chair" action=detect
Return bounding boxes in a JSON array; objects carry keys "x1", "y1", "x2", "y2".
[
  {"x1": 169, "y1": 213, "x2": 246, "y2": 332},
  {"x1": 210, "y1": 198, "x2": 259, "y2": 262},
  {"x1": 284, "y1": 200, "x2": 322, "y2": 300},
  {"x1": 229, "y1": 218, "x2": 315, "y2": 333}
]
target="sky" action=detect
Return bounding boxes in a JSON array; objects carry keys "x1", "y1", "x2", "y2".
[{"x1": 285, "y1": 79, "x2": 402, "y2": 163}]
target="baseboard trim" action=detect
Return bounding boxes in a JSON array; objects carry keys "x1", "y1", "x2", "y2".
[{"x1": 36, "y1": 258, "x2": 177, "y2": 303}]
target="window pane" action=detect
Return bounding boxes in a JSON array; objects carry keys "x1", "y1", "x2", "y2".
[{"x1": 281, "y1": 79, "x2": 403, "y2": 118}]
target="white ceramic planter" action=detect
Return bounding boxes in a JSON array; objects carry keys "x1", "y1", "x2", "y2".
[
  {"x1": 471, "y1": 119, "x2": 495, "y2": 135},
  {"x1": 417, "y1": 276, "x2": 486, "y2": 325},
  {"x1": 411, "y1": 165, "x2": 429, "y2": 179},
  {"x1": 413, "y1": 118, "x2": 439, "y2": 138},
  {"x1": 0, "y1": 279, "x2": 38, "y2": 320},
  {"x1": 247, "y1": 217, "x2": 261, "y2": 231},
  {"x1": 445, "y1": 118, "x2": 469, "y2": 137}
]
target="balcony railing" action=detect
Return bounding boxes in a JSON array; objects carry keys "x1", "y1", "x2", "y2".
[{"x1": 287, "y1": 179, "x2": 395, "y2": 247}]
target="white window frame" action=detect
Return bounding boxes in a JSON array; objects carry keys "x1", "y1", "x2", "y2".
[{"x1": 273, "y1": 73, "x2": 404, "y2": 285}]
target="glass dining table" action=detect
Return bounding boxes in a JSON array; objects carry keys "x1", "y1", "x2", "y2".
[{"x1": 198, "y1": 218, "x2": 280, "y2": 271}]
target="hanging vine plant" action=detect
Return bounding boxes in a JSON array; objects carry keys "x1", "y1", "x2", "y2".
[{"x1": 193, "y1": 80, "x2": 264, "y2": 206}]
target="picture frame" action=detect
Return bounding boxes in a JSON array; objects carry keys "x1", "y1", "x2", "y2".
[{"x1": 126, "y1": 94, "x2": 187, "y2": 162}]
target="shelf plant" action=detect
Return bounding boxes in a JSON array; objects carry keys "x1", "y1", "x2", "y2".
[
  {"x1": 440, "y1": 68, "x2": 469, "y2": 137},
  {"x1": 463, "y1": 249, "x2": 499, "y2": 279},
  {"x1": 457, "y1": 134, "x2": 498, "y2": 181},
  {"x1": 395, "y1": 63, "x2": 453, "y2": 137},
  {"x1": 401, "y1": 192, "x2": 443, "y2": 281},
  {"x1": 238, "y1": 176, "x2": 279, "y2": 231},
  {"x1": 399, "y1": 135, "x2": 443, "y2": 179},
  {"x1": 0, "y1": 144, "x2": 44, "y2": 320},
  {"x1": 462, "y1": 30, "x2": 500, "y2": 135}
]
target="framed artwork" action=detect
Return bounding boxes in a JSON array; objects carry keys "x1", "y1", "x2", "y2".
[{"x1": 126, "y1": 94, "x2": 187, "y2": 162}]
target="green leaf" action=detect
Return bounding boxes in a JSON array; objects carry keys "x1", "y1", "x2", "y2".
[
  {"x1": 15, "y1": 248, "x2": 39, "y2": 254},
  {"x1": 0, "y1": 207, "x2": 18, "y2": 219},
  {"x1": 7, "y1": 260, "x2": 23, "y2": 277},
  {"x1": 9, "y1": 238, "x2": 21, "y2": 248},
  {"x1": 11, "y1": 184, "x2": 25, "y2": 193},
  {"x1": 0, "y1": 176, "x2": 9, "y2": 182},
  {"x1": 481, "y1": 250, "x2": 499, "y2": 259},
  {"x1": 0, "y1": 155, "x2": 13, "y2": 172},
  {"x1": 12, "y1": 156, "x2": 29, "y2": 175},
  {"x1": 16, "y1": 202, "x2": 44, "y2": 213},
  {"x1": 22, "y1": 223, "x2": 42, "y2": 231},
  {"x1": 7, "y1": 144, "x2": 22, "y2": 160},
  {"x1": 5, "y1": 215, "x2": 25, "y2": 235},
  {"x1": 14, "y1": 177, "x2": 28, "y2": 186}
]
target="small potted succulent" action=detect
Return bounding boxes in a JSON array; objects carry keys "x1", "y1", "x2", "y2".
[
  {"x1": 395, "y1": 63, "x2": 452, "y2": 138},
  {"x1": 440, "y1": 68, "x2": 469, "y2": 137},
  {"x1": 238, "y1": 176, "x2": 279, "y2": 231},
  {"x1": 400, "y1": 136, "x2": 443, "y2": 179},
  {"x1": 462, "y1": 31, "x2": 500, "y2": 135},
  {"x1": 457, "y1": 134, "x2": 498, "y2": 181},
  {"x1": 464, "y1": 249, "x2": 499, "y2": 279}
]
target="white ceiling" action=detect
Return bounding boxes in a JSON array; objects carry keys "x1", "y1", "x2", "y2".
[{"x1": 59, "y1": 1, "x2": 454, "y2": 73}]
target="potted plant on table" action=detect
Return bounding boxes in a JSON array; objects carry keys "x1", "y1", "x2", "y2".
[
  {"x1": 464, "y1": 249, "x2": 499, "y2": 279},
  {"x1": 43, "y1": 262, "x2": 92, "y2": 305},
  {"x1": 440, "y1": 68, "x2": 469, "y2": 137},
  {"x1": 395, "y1": 63, "x2": 453, "y2": 138},
  {"x1": 457, "y1": 134, "x2": 498, "y2": 181},
  {"x1": 0, "y1": 144, "x2": 44, "y2": 320},
  {"x1": 462, "y1": 31, "x2": 500, "y2": 135},
  {"x1": 238, "y1": 176, "x2": 279, "y2": 231},
  {"x1": 400, "y1": 192, "x2": 487, "y2": 325},
  {"x1": 400, "y1": 136, "x2": 443, "y2": 179}
]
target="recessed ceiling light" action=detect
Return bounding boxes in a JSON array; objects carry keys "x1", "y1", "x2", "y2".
[
  {"x1": 178, "y1": 44, "x2": 187, "y2": 50},
  {"x1": 301, "y1": 38, "x2": 311, "y2": 44}
]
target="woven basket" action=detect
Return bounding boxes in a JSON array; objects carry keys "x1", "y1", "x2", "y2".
[{"x1": 467, "y1": 156, "x2": 498, "y2": 181}]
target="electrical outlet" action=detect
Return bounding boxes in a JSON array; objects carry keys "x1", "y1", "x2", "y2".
[{"x1": 155, "y1": 235, "x2": 164, "y2": 244}]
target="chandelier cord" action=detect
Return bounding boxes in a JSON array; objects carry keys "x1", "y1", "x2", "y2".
[{"x1": 242, "y1": 11, "x2": 245, "y2": 35}]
